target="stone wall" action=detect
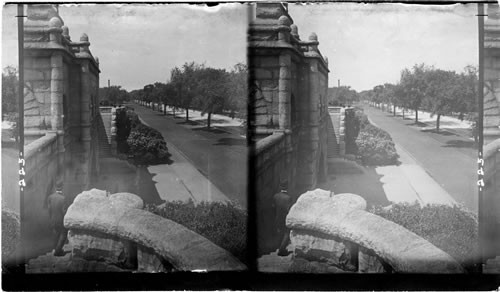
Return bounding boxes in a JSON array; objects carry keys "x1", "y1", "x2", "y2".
[
  {"x1": 20, "y1": 4, "x2": 101, "y2": 260},
  {"x1": 286, "y1": 189, "x2": 464, "y2": 273},
  {"x1": 64, "y1": 189, "x2": 246, "y2": 271},
  {"x1": 249, "y1": 3, "x2": 330, "y2": 254},
  {"x1": 23, "y1": 133, "x2": 60, "y2": 241},
  {"x1": 254, "y1": 132, "x2": 290, "y2": 253}
]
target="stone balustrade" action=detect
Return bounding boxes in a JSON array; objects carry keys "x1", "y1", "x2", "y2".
[
  {"x1": 286, "y1": 189, "x2": 464, "y2": 273},
  {"x1": 64, "y1": 189, "x2": 246, "y2": 272}
]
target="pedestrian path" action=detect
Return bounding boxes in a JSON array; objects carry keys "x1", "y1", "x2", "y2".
[
  {"x1": 145, "y1": 103, "x2": 245, "y2": 137},
  {"x1": 365, "y1": 105, "x2": 476, "y2": 212},
  {"x1": 375, "y1": 103, "x2": 473, "y2": 133},
  {"x1": 376, "y1": 144, "x2": 457, "y2": 207},
  {"x1": 138, "y1": 117, "x2": 232, "y2": 206}
]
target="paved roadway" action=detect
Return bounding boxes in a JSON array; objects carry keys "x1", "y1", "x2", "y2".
[
  {"x1": 128, "y1": 103, "x2": 248, "y2": 208},
  {"x1": 363, "y1": 105, "x2": 478, "y2": 212}
]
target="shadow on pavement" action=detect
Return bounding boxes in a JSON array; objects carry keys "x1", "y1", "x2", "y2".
[
  {"x1": 94, "y1": 157, "x2": 165, "y2": 205},
  {"x1": 322, "y1": 163, "x2": 391, "y2": 208},
  {"x1": 420, "y1": 128, "x2": 456, "y2": 136},
  {"x1": 406, "y1": 121, "x2": 428, "y2": 127},
  {"x1": 214, "y1": 137, "x2": 246, "y2": 146},
  {"x1": 129, "y1": 152, "x2": 174, "y2": 166},
  {"x1": 192, "y1": 127, "x2": 227, "y2": 134},
  {"x1": 443, "y1": 140, "x2": 476, "y2": 149},
  {"x1": 177, "y1": 120, "x2": 199, "y2": 126},
  {"x1": 133, "y1": 165, "x2": 165, "y2": 205}
]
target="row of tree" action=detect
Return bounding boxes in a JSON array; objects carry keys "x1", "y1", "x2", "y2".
[
  {"x1": 362, "y1": 63, "x2": 478, "y2": 131},
  {"x1": 129, "y1": 62, "x2": 247, "y2": 128}
]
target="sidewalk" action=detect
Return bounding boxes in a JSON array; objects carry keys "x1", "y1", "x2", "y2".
[
  {"x1": 142, "y1": 103, "x2": 246, "y2": 137},
  {"x1": 373, "y1": 104, "x2": 473, "y2": 138},
  {"x1": 375, "y1": 144, "x2": 457, "y2": 207},
  {"x1": 138, "y1": 117, "x2": 233, "y2": 206},
  {"x1": 366, "y1": 116, "x2": 457, "y2": 207}
]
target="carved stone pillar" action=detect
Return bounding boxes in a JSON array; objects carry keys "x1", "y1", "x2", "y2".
[
  {"x1": 80, "y1": 54, "x2": 91, "y2": 188},
  {"x1": 279, "y1": 53, "x2": 291, "y2": 130}
]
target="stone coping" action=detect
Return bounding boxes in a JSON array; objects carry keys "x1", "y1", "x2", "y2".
[
  {"x1": 255, "y1": 131, "x2": 285, "y2": 154},
  {"x1": 25, "y1": 132, "x2": 57, "y2": 159},
  {"x1": 64, "y1": 189, "x2": 246, "y2": 271},
  {"x1": 286, "y1": 189, "x2": 464, "y2": 273}
]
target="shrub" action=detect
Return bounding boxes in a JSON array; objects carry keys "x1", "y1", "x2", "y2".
[
  {"x1": 147, "y1": 200, "x2": 247, "y2": 264},
  {"x1": 115, "y1": 109, "x2": 132, "y2": 152},
  {"x1": 127, "y1": 124, "x2": 169, "y2": 164},
  {"x1": 344, "y1": 110, "x2": 361, "y2": 154},
  {"x1": 370, "y1": 203, "x2": 479, "y2": 271},
  {"x1": 355, "y1": 130, "x2": 398, "y2": 165}
]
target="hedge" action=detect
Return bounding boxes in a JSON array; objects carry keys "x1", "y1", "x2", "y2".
[
  {"x1": 354, "y1": 111, "x2": 399, "y2": 165},
  {"x1": 116, "y1": 109, "x2": 169, "y2": 164},
  {"x1": 370, "y1": 203, "x2": 479, "y2": 272},
  {"x1": 127, "y1": 123, "x2": 169, "y2": 164},
  {"x1": 147, "y1": 200, "x2": 247, "y2": 265}
]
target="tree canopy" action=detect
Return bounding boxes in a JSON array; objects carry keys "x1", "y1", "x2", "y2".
[
  {"x1": 362, "y1": 63, "x2": 477, "y2": 130},
  {"x1": 133, "y1": 61, "x2": 247, "y2": 128}
]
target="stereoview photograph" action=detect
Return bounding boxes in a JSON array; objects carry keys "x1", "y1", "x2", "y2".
[
  {"x1": 2, "y1": 3, "x2": 248, "y2": 273},
  {"x1": 250, "y1": 2, "x2": 496, "y2": 274}
]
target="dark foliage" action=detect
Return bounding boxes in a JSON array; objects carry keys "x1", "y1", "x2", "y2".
[
  {"x1": 115, "y1": 109, "x2": 169, "y2": 164},
  {"x1": 147, "y1": 200, "x2": 247, "y2": 264},
  {"x1": 370, "y1": 203, "x2": 479, "y2": 272},
  {"x1": 351, "y1": 111, "x2": 399, "y2": 165},
  {"x1": 127, "y1": 123, "x2": 169, "y2": 164}
]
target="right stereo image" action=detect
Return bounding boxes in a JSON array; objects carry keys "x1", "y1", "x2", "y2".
[{"x1": 249, "y1": 2, "x2": 499, "y2": 274}]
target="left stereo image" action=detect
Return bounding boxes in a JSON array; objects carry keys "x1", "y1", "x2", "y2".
[{"x1": 1, "y1": 3, "x2": 249, "y2": 273}]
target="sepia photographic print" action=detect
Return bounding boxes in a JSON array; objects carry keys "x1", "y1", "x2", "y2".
[{"x1": 1, "y1": 1, "x2": 500, "y2": 290}]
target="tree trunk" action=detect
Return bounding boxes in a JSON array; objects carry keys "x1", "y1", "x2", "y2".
[
  {"x1": 415, "y1": 107, "x2": 419, "y2": 123},
  {"x1": 402, "y1": 109, "x2": 405, "y2": 119},
  {"x1": 163, "y1": 104, "x2": 166, "y2": 115},
  {"x1": 436, "y1": 114, "x2": 441, "y2": 132},
  {"x1": 207, "y1": 112, "x2": 212, "y2": 128},
  {"x1": 185, "y1": 108, "x2": 189, "y2": 121},
  {"x1": 173, "y1": 107, "x2": 176, "y2": 118},
  {"x1": 393, "y1": 104, "x2": 396, "y2": 116}
]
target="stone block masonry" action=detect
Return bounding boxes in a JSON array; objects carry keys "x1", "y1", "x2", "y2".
[
  {"x1": 249, "y1": 3, "x2": 330, "y2": 255},
  {"x1": 16, "y1": 4, "x2": 102, "y2": 262},
  {"x1": 64, "y1": 189, "x2": 246, "y2": 271},
  {"x1": 286, "y1": 189, "x2": 464, "y2": 273}
]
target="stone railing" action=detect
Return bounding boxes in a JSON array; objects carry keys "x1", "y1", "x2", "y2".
[
  {"x1": 64, "y1": 189, "x2": 246, "y2": 272},
  {"x1": 254, "y1": 132, "x2": 287, "y2": 175},
  {"x1": 286, "y1": 189, "x2": 464, "y2": 273},
  {"x1": 483, "y1": 138, "x2": 500, "y2": 260}
]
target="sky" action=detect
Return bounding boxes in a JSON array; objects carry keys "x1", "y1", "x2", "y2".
[
  {"x1": 2, "y1": 4, "x2": 248, "y2": 91},
  {"x1": 2, "y1": 3, "x2": 478, "y2": 92},
  {"x1": 288, "y1": 3, "x2": 478, "y2": 91}
]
